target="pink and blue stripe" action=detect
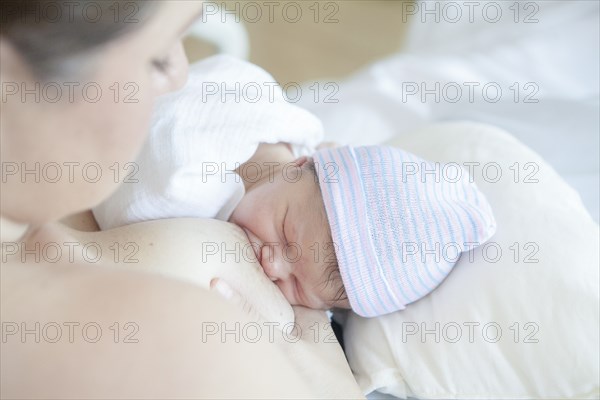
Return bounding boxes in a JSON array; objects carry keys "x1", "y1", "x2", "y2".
[{"x1": 313, "y1": 145, "x2": 496, "y2": 317}]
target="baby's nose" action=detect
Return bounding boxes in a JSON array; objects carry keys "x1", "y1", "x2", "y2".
[{"x1": 261, "y1": 244, "x2": 292, "y2": 281}]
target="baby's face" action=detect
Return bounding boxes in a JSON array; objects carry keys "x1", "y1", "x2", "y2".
[{"x1": 230, "y1": 159, "x2": 349, "y2": 310}]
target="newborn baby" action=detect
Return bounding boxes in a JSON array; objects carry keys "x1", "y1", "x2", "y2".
[
  {"x1": 94, "y1": 55, "x2": 496, "y2": 317},
  {"x1": 228, "y1": 142, "x2": 348, "y2": 310},
  {"x1": 229, "y1": 141, "x2": 496, "y2": 317}
]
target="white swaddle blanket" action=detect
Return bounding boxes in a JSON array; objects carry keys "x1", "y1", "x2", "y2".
[{"x1": 93, "y1": 55, "x2": 323, "y2": 230}]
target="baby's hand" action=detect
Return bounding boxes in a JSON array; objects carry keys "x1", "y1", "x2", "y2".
[
  {"x1": 211, "y1": 279, "x2": 342, "y2": 344},
  {"x1": 210, "y1": 278, "x2": 266, "y2": 323},
  {"x1": 210, "y1": 277, "x2": 299, "y2": 337}
]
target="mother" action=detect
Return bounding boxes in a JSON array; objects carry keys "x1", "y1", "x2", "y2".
[{"x1": 0, "y1": 1, "x2": 349, "y2": 398}]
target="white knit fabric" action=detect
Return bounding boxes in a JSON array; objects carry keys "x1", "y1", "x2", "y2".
[{"x1": 93, "y1": 55, "x2": 323, "y2": 230}]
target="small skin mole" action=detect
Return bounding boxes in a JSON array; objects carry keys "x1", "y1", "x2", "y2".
[{"x1": 149, "y1": 242, "x2": 154, "y2": 246}]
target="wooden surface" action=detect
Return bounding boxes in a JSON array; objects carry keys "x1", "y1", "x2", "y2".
[{"x1": 184, "y1": 0, "x2": 411, "y2": 84}]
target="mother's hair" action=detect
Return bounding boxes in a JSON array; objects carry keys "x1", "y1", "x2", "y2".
[{"x1": 0, "y1": 0, "x2": 157, "y2": 78}]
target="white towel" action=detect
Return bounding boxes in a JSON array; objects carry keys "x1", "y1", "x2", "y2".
[{"x1": 93, "y1": 55, "x2": 324, "y2": 230}]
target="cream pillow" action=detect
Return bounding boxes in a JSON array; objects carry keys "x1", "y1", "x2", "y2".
[{"x1": 343, "y1": 122, "x2": 599, "y2": 399}]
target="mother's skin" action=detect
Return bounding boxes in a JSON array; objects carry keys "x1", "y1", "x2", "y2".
[{"x1": 0, "y1": 1, "x2": 357, "y2": 398}]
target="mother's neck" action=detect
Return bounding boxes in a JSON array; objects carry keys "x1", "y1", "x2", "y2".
[{"x1": 0, "y1": 215, "x2": 30, "y2": 243}]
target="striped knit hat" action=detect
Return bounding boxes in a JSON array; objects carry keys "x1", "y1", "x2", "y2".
[{"x1": 313, "y1": 146, "x2": 496, "y2": 317}]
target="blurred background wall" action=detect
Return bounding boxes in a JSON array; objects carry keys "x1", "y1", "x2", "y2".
[{"x1": 184, "y1": 0, "x2": 411, "y2": 83}]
